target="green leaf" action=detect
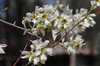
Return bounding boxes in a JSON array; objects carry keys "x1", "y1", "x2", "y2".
[
  {"x1": 52, "y1": 30, "x2": 58, "y2": 41},
  {"x1": 26, "y1": 60, "x2": 33, "y2": 66}
]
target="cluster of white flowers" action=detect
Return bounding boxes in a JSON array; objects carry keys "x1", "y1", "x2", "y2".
[
  {"x1": 21, "y1": 0, "x2": 100, "y2": 65},
  {"x1": 63, "y1": 35, "x2": 85, "y2": 55},
  {"x1": 91, "y1": 0, "x2": 100, "y2": 9},
  {"x1": 22, "y1": 3, "x2": 96, "y2": 41},
  {"x1": 21, "y1": 39, "x2": 53, "y2": 65}
]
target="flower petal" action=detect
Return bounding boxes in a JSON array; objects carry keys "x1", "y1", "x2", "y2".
[
  {"x1": 45, "y1": 48, "x2": 53, "y2": 56},
  {"x1": 34, "y1": 57, "x2": 39, "y2": 65},
  {"x1": 21, "y1": 55, "x2": 28, "y2": 59},
  {"x1": 0, "y1": 44, "x2": 7, "y2": 47},
  {"x1": 34, "y1": 50, "x2": 41, "y2": 56},
  {"x1": 22, "y1": 51, "x2": 28, "y2": 54},
  {"x1": 40, "y1": 53, "x2": 47, "y2": 61}
]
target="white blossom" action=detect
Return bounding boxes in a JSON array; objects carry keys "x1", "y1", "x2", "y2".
[
  {"x1": 63, "y1": 35, "x2": 85, "y2": 55},
  {"x1": 90, "y1": 0, "x2": 100, "y2": 9},
  {"x1": 21, "y1": 39, "x2": 53, "y2": 65}
]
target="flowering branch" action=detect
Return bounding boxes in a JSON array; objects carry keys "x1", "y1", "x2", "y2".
[
  {"x1": 52, "y1": 9, "x2": 91, "y2": 48},
  {"x1": 0, "y1": 0, "x2": 100, "y2": 66},
  {"x1": 19, "y1": 0, "x2": 98, "y2": 65}
]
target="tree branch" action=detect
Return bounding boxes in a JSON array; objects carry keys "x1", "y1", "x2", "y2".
[{"x1": 0, "y1": 19, "x2": 25, "y2": 31}]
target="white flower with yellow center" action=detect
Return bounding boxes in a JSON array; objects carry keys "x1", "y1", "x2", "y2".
[{"x1": 21, "y1": 39, "x2": 53, "y2": 65}]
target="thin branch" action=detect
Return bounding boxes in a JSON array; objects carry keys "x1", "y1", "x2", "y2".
[
  {"x1": 13, "y1": 36, "x2": 32, "y2": 66},
  {"x1": 0, "y1": 7, "x2": 25, "y2": 31},
  {"x1": 0, "y1": 19, "x2": 25, "y2": 31}
]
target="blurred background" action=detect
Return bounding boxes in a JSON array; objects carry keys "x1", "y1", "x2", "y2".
[{"x1": 0, "y1": 0, "x2": 100, "y2": 66}]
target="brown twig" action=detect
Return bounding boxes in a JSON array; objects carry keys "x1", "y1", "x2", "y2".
[{"x1": 13, "y1": 36, "x2": 32, "y2": 66}]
